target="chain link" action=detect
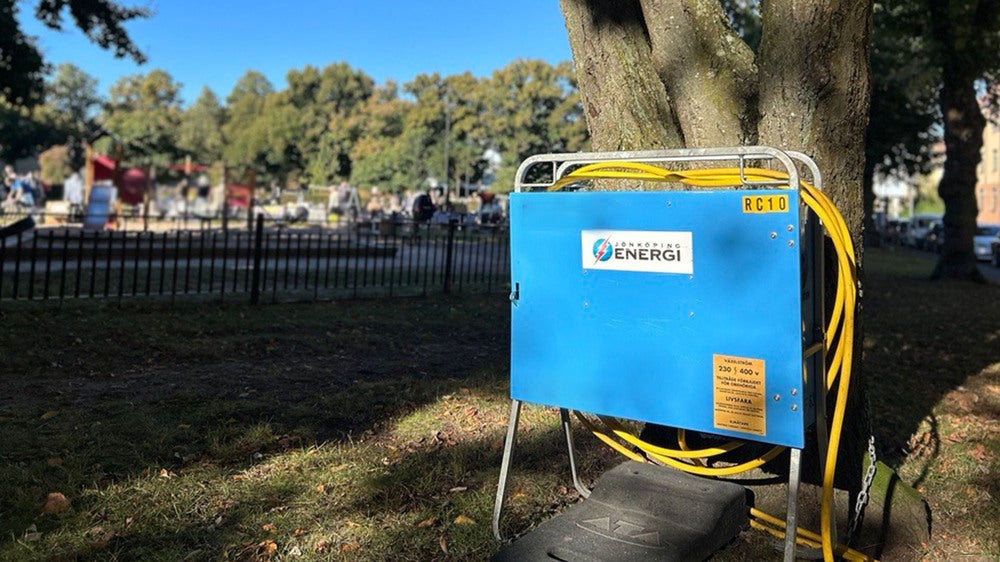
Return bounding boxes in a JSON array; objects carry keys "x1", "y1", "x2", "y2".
[{"x1": 848, "y1": 388, "x2": 878, "y2": 543}]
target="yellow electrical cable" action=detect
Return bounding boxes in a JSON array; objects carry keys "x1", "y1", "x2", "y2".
[
  {"x1": 600, "y1": 415, "x2": 745, "y2": 458},
  {"x1": 551, "y1": 161, "x2": 872, "y2": 562},
  {"x1": 676, "y1": 428, "x2": 709, "y2": 467}
]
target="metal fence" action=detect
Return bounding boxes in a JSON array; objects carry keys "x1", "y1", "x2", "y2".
[{"x1": 0, "y1": 216, "x2": 511, "y2": 307}]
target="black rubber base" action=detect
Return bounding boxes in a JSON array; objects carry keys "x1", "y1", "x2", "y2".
[{"x1": 493, "y1": 461, "x2": 748, "y2": 561}]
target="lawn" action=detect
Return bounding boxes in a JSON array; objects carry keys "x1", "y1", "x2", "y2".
[{"x1": 0, "y1": 248, "x2": 996, "y2": 560}]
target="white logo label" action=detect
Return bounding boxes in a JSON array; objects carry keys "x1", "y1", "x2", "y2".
[{"x1": 581, "y1": 230, "x2": 693, "y2": 274}]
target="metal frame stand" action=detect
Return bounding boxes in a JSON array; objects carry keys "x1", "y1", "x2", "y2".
[{"x1": 495, "y1": 147, "x2": 836, "y2": 562}]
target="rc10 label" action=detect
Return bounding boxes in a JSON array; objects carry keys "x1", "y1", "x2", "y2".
[
  {"x1": 742, "y1": 194, "x2": 789, "y2": 214},
  {"x1": 581, "y1": 230, "x2": 693, "y2": 274},
  {"x1": 713, "y1": 354, "x2": 766, "y2": 436}
]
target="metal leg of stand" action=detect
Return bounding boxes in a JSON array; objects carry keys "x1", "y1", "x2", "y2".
[
  {"x1": 492, "y1": 399, "x2": 522, "y2": 542},
  {"x1": 560, "y1": 409, "x2": 591, "y2": 499},
  {"x1": 784, "y1": 448, "x2": 803, "y2": 562}
]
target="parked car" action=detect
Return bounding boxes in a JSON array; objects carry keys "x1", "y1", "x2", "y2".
[
  {"x1": 904, "y1": 214, "x2": 942, "y2": 249},
  {"x1": 973, "y1": 224, "x2": 1000, "y2": 261},
  {"x1": 881, "y1": 218, "x2": 909, "y2": 245},
  {"x1": 924, "y1": 222, "x2": 945, "y2": 253}
]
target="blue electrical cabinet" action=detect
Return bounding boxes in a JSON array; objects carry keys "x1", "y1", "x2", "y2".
[{"x1": 509, "y1": 189, "x2": 817, "y2": 449}]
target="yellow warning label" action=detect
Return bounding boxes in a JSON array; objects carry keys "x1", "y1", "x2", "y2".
[
  {"x1": 713, "y1": 354, "x2": 766, "y2": 436},
  {"x1": 742, "y1": 194, "x2": 789, "y2": 214}
]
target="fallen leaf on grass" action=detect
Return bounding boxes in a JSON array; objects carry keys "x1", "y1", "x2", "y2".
[
  {"x1": 439, "y1": 535, "x2": 449, "y2": 554},
  {"x1": 40, "y1": 410, "x2": 57, "y2": 420},
  {"x1": 449, "y1": 486, "x2": 468, "y2": 493},
  {"x1": 292, "y1": 528, "x2": 308, "y2": 537},
  {"x1": 345, "y1": 519, "x2": 362, "y2": 528},
  {"x1": 314, "y1": 540, "x2": 330, "y2": 553},
  {"x1": 969, "y1": 444, "x2": 987, "y2": 461},
  {"x1": 339, "y1": 542, "x2": 360, "y2": 553},
  {"x1": 453, "y1": 514, "x2": 476, "y2": 526},
  {"x1": 46, "y1": 457, "x2": 63, "y2": 467},
  {"x1": 262, "y1": 523, "x2": 276, "y2": 532},
  {"x1": 260, "y1": 540, "x2": 278, "y2": 554},
  {"x1": 42, "y1": 492, "x2": 71, "y2": 514},
  {"x1": 158, "y1": 468, "x2": 175, "y2": 479},
  {"x1": 416, "y1": 516, "x2": 437, "y2": 528},
  {"x1": 315, "y1": 484, "x2": 325, "y2": 493}
]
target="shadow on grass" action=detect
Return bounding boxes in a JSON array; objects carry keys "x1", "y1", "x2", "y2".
[
  {"x1": 862, "y1": 249, "x2": 1000, "y2": 466},
  {"x1": 0, "y1": 293, "x2": 517, "y2": 560}
]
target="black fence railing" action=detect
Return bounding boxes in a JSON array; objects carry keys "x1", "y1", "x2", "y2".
[{"x1": 0, "y1": 217, "x2": 510, "y2": 307}]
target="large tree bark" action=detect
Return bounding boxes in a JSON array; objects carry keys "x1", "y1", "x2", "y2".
[
  {"x1": 640, "y1": 0, "x2": 757, "y2": 147},
  {"x1": 561, "y1": 0, "x2": 684, "y2": 150},
  {"x1": 558, "y1": 0, "x2": 873, "y2": 490}
]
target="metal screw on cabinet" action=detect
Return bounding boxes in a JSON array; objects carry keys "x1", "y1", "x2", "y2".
[
  {"x1": 773, "y1": 394, "x2": 781, "y2": 401},
  {"x1": 787, "y1": 225, "x2": 794, "y2": 232},
  {"x1": 790, "y1": 388, "x2": 798, "y2": 396},
  {"x1": 791, "y1": 404, "x2": 799, "y2": 411},
  {"x1": 787, "y1": 240, "x2": 795, "y2": 247},
  {"x1": 770, "y1": 232, "x2": 777, "y2": 239}
]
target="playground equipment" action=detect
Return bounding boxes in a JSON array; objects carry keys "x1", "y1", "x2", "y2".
[{"x1": 493, "y1": 147, "x2": 874, "y2": 561}]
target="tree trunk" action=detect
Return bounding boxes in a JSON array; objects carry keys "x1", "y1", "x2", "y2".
[
  {"x1": 925, "y1": 0, "x2": 998, "y2": 282},
  {"x1": 560, "y1": 0, "x2": 684, "y2": 150},
  {"x1": 931, "y1": 75, "x2": 986, "y2": 281},
  {"x1": 639, "y1": 0, "x2": 757, "y2": 147}
]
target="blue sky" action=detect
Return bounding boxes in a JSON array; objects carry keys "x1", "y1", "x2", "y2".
[{"x1": 21, "y1": 1, "x2": 574, "y2": 105}]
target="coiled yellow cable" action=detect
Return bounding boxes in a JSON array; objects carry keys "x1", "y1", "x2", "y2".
[{"x1": 551, "y1": 161, "x2": 871, "y2": 562}]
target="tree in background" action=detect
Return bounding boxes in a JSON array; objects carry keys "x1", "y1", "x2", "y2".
[
  {"x1": 0, "y1": 98, "x2": 63, "y2": 162},
  {"x1": 287, "y1": 62, "x2": 375, "y2": 185},
  {"x1": 865, "y1": 0, "x2": 940, "y2": 244},
  {"x1": 221, "y1": 71, "x2": 276, "y2": 175},
  {"x1": 99, "y1": 69, "x2": 183, "y2": 167},
  {"x1": 45, "y1": 63, "x2": 103, "y2": 167},
  {"x1": 482, "y1": 59, "x2": 588, "y2": 192},
  {"x1": 348, "y1": 82, "x2": 413, "y2": 189},
  {"x1": 925, "y1": 0, "x2": 1000, "y2": 281},
  {"x1": 177, "y1": 86, "x2": 225, "y2": 165}
]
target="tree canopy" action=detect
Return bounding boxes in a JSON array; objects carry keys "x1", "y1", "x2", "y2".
[{"x1": 0, "y1": 0, "x2": 147, "y2": 109}]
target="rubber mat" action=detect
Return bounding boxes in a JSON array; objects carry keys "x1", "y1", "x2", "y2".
[{"x1": 493, "y1": 461, "x2": 748, "y2": 561}]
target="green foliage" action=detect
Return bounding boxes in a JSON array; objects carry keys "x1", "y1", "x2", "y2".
[
  {"x1": 100, "y1": 69, "x2": 184, "y2": 167},
  {"x1": 38, "y1": 143, "x2": 72, "y2": 184},
  {"x1": 867, "y1": 0, "x2": 941, "y2": 179},
  {"x1": 480, "y1": 60, "x2": 588, "y2": 188},
  {"x1": 0, "y1": 0, "x2": 146, "y2": 111},
  {"x1": 177, "y1": 86, "x2": 224, "y2": 164},
  {"x1": 46, "y1": 63, "x2": 101, "y2": 133},
  {"x1": 0, "y1": 97, "x2": 64, "y2": 162},
  {"x1": 6, "y1": 53, "x2": 587, "y2": 192}
]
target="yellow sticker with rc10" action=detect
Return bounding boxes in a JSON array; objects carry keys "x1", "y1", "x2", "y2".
[
  {"x1": 713, "y1": 354, "x2": 766, "y2": 436},
  {"x1": 742, "y1": 194, "x2": 789, "y2": 214}
]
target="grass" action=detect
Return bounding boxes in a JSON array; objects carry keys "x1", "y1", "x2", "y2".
[{"x1": 0, "y1": 248, "x2": 997, "y2": 560}]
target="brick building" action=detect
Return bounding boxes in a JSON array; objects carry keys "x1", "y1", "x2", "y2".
[{"x1": 977, "y1": 121, "x2": 1000, "y2": 224}]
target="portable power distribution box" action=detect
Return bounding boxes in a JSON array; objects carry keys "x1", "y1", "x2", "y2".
[{"x1": 509, "y1": 187, "x2": 820, "y2": 449}]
